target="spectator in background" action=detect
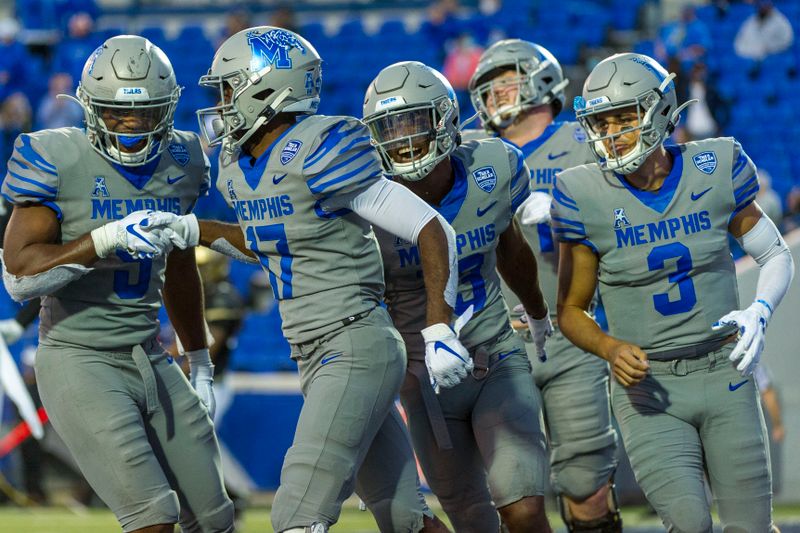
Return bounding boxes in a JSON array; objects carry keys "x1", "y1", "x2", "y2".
[
  {"x1": 35, "y1": 73, "x2": 83, "y2": 130},
  {"x1": 51, "y1": 12, "x2": 100, "y2": 83},
  {"x1": 755, "y1": 169, "x2": 784, "y2": 225},
  {"x1": 218, "y1": 8, "x2": 252, "y2": 45},
  {"x1": 0, "y1": 92, "x2": 32, "y2": 177},
  {"x1": 655, "y1": 5, "x2": 711, "y2": 69},
  {"x1": 270, "y1": 4, "x2": 298, "y2": 34},
  {"x1": 443, "y1": 34, "x2": 483, "y2": 111},
  {"x1": 422, "y1": 0, "x2": 463, "y2": 60},
  {"x1": 734, "y1": 0, "x2": 794, "y2": 61},
  {"x1": 681, "y1": 61, "x2": 729, "y2": 140},
  {"x1": 0, "y1": 19, "x2": 31, "y2": 104}
]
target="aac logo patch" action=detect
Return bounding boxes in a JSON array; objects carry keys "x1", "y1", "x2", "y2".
[
  {"x1": 692, "y1": 151, "x2": 717, "y2": 174},
  {"x1": 613, "y1": 207, "x2": 631, "y2": 228},
  {"x1": 92, "y1": 176, "x2": 109, "y2": 198},
  {"x1": 281, "y1": 139, "x2": 303, "y2": 165},
  {"x1": 168, "y1": 144, "x2": 190, "y2": 167},
  {"x1": 473, "y1": 166, "x2": 497, "y2": 193}
]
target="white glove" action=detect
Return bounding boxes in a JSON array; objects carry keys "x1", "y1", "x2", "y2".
[
  {"x1": 91, "y1": 210, "x2": 174, "y2": 259},
  {"x1": 512, "y1": 303, "x2": 553, "y2": 362},
  {"x1": 0, "y1": 319, "x2": 24, "y2": 345},
  {"x1": 421, "y1": 305, "x2": 474, "y2": 393},
  {"x1": 187, "y1": 348, "x2": 216, "y2": 418},
  {"x1": 144, "y1": 212, "x2": 200, "y2": 250},
  {"x1": 712, "y1": 301, "x2": 770, "y2": 377},
  {"x1": 517, "y1": 191, "x2": 553, "y2": 225}
]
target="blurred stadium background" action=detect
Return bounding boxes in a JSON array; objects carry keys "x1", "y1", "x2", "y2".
[{"x1": 0, "y1": 0, "x2": 800, "y2": 530}]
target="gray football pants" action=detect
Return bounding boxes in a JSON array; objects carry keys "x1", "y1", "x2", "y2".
[{"x1": 271, "y1": 306, "x2": 430, "y2": 533}]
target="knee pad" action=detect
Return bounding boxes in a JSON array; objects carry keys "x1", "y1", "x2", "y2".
[
  {"x1": 363, "y1": 497, "x2": 425, "y2": 533},
  {"x1": 554, "y1": 457, "x2": 615, "y2": 502},
  {"x1": 282, "y1": 525, "x2": 328, "y2": 533},
  {"x1": 661, "y1": 495, "x2": 712, "y2": 533},
  {"x1": 186, "y1": 498, "x2": 235, "y2": 533}
]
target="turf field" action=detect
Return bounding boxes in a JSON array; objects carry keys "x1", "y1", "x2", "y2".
[{"x1": 1, "y1": 503, "x2": 800, "y2": 532}]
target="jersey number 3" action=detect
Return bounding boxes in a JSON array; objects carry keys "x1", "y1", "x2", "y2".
[{"x1": 647, "y1": 242, "x2": 697, "y2": 316}]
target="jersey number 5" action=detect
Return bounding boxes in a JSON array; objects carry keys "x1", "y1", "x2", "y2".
[
  {"x1": 647, "y1": 242, "x2": 697, "y2": 316},
  {"x1": 246, "y1": 224, "x2": 294, "y2": 299},
  {"x1": 113, "y1": 251, "x2": 152, "y2": 299}
]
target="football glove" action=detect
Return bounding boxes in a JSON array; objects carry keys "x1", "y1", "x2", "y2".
[
  {"x1": 187, "y1": 348, "x2": 216, "y2": 418},
  {"x1": 712, "y1": 300, "x2": 771, "y2": 377},
  {"x1": 144, "y1": 212, "x2": 199, "y2": 250},
  {"x1": 91, "y1": 210, "x2": 174, "y2": 259},
  {"x1": 517, "y1": 191, "x2": 552, "y2": 225},
  {"x1": 0, "y1": 319, "x2": 24, "y2": 345},
  {"x1": 512, "y1": 303, "x2": 553, "y2": 362},
  {"x1": 421, "y1": 305, "x2": 474, "y2": 393}
]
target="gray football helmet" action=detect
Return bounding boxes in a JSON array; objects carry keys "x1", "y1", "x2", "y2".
[
  {"x1": 468, "y1": 39, "x2": 568, "y2": 131},
  {"x1": 197, "y1": 26, "x2": 322, "y2": 153},
  {"x1": 362, "y1": 61, "x2": 459, "y2": 181},
  {"x1": 574, "y1": 53, "x2": 694, "y2": 175},
  {"x1": 70, "y1": 35, "x2": 180, "y2": 166}
]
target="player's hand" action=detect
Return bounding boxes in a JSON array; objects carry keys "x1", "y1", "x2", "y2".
[
  {"x1": 187, "y1": 348, "x2": 216, "y2": 418},
  {"x1": 517, "y1": 191, "x2": 553, "y2": 225},
  {"x1": 0, "y1": 319, "x2": 24, "y2": 345},
  {"x1": 421, "y1": 305, "x2": 475, "y2": 393},
  {"x1": 511, "y1": 303, "x2": 553, "y2": 361},
  {"x1": 144, "y1": 212, "x2": 200, "y2": 250},
  {"x1": 91, "y1": 210, "x2": 175, "y2": 259},
  {"x1": 608, "y1": 342, "x2": 649, "y2": 387},
  {"x1": 712, "y1": 301, "x2": 770, "y2": 377}
]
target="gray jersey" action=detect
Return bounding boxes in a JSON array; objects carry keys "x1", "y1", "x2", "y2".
[
  {"x1": 2, "y1": 127, "x2": 209, "y2": 349},
  {"x1": 377, "y1": 138, "x2": 530, "y2": 358},
  {"x1": 218, "y1": 115, "x2": 386, "y2": 344},
  {"x1": 552, "y1": 137, "x2": 758, "y2": 352}
]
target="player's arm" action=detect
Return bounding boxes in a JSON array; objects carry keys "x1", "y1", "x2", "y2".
[
  {"x1": 557, "y1": 241, "x2": 649, "y2": 386},
  {"x1": 163, "y1": 246, "x2": 217, "y2": 416},
  {"x1": 198, "y1": 220, "x2": 258, "y2": 263}
]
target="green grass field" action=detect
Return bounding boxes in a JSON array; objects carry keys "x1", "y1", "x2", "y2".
[{"x1": 1, "y1": 503, "x2": 800, "y2": 532}]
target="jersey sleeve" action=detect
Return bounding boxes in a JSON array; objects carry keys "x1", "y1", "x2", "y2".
[
  {"x1": 550, "y1": 172, "x2": 596, "y2": 253},
  {"x1": 506, "y1": 142, "x2": 531, "y2": 213},
  {"x1": 303, "y1": 118, "x2": 383, "y2": 198},
  {"x1": 730, "y1": 138, "x2": 759, "y2": 218},
  {"x1": 2, "y1": 133, "x2": 62, "y2": 219}
]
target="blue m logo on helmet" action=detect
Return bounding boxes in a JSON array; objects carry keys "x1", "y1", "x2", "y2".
[{"x1": 247, "y1": 29, "x2": 306, "y2": 71}]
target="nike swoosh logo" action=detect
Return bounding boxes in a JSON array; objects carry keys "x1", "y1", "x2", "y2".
[
  {"x1": 476, "y1": 201, "x2": 497, "y2": 217},
  {"x1": 221, "y1": 56, "x2": 235, "y2": 62},
  {"x1": 433, "y1": 341, "x2": 468, "y2": 362},
  {"x1": 167, "y1": 174, "x2": 186, "y2": 185},
  {"x1": 729, "y1": 379, "x2": 748, "y2": 391},
  {"x1": 321, "y1": 353, "x2": 343, "y2": 365},
  {"x1": 497, "y1": 349, "x2": 520, "y2": 361},
  {"x1": 126, "y1": 223, "x2": 153, "y2": 247},
  {"x1": 272, "y1": 173, "x2": 288, "y2": 185},
  {"x1": 547, "y1": 151, "x2": 568, "y2": 160},
  {"x1": 691, "y1": 187, "x2": 713, "y2": 201}
]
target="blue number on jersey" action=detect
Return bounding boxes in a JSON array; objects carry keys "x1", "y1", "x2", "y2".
[
  {"x1": 647, "y1": 242, "x2": 697, "y2": 316},
  {"x1": 456, "y1": 253, "x2": 487, "y2": 314},
  {"x1": 246, "y1": 224, "x2": 293, "y2": 299},
  {"x1": 113, "y1": 251, "x2": 152, "y2": 299}
]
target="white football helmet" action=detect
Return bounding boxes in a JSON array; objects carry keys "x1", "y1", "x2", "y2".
[
  {"x1": 72, "y1": 35, "x2": 180, "y2": 166},
  {"x1": 197, "y1": 26, "x2": 322, "y2": 154},
  {"x1": 574, "y1": 53, "x2": 695, "y2": 174},
  {"x1": 362, "y1": 61, "x2": 459, "y2": 181}
]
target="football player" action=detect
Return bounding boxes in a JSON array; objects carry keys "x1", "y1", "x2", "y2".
[
  {"x1": 0, "y1": 36, "x2": 234, "y2": 533},
  {"x1": 553, "y1": 53, "x2": 793, "y2": 531},
  {"x1": 146, "y1": 27, "x2": 459, "y2": 533},
  {"x1": 467, "y1": 39, "x2": 621, "y2": 531},
  {"x1": 364, "y1": 60, "x2": 554, "y2": 533}
]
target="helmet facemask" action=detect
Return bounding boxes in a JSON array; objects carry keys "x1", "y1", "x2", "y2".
[
  {"x1": 365, "y1": 95, "x2": 457, "y2": 181},
  {"x1": 78, "y1": 85, "x2": 180, "y2": 167},
  {"x1": 576, "y1": 73, "x2": 691, "y2": 175}
]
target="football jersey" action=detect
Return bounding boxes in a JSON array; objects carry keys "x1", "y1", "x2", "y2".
[
  {"x1": 218, "y1": 115, "x2": 386, "y2": 344},
  {"x1": 377, "y1": 138, "x2": 530, "y2": 359},
  {"x1": 1, "y1": 127, "x2": 209, "y2": 349},
  {"x1": 552, "y1": 137, "x2": 757, "y2": 353}
]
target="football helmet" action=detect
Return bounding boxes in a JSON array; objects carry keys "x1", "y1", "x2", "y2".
[
  {"x1": 73, "y1": 35, "x2": 180, "y2": 166},
  {"x1": 197, "y1": 26, "x2": 322, "y2": 153},
  {"x1": 362, "y1": 61, "x2": 459, "y2": 181},
  {"x1": 469, "y1": 39, "x2": 568, "y2": 131},
  {"x1": 574, "y1": 53, "x2": 694, "y2": 174}
]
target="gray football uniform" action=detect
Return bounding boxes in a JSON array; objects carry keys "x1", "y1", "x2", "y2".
[
  {"x1": 218, "y1": 114, "x2": 430, "y2": 532},
  {"x1": 467, "y1": 122, "x2": 620, "y2": 501},
  {"x1": 2, "y1": 128, "x2": 233, "y2": 532},
  {"x1": 553, "y1": 138, "x2": 773, "y2": 531},
  {"x1": 378, "y1": 138, "x2": 547, "y2": 531}
]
